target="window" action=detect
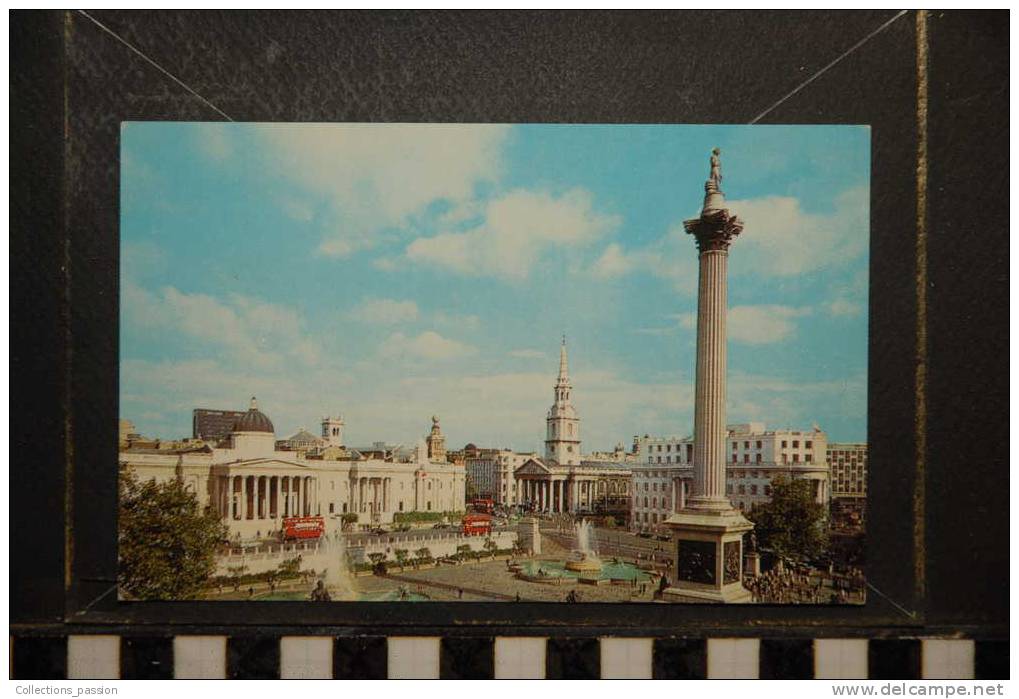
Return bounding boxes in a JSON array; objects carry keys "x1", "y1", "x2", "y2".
[
  {"x1": 793, "y1": 440, "x2": 800, "y2": 448},
  {"x1": 329, "y1": 503, "x2": 335, "y2": 513},
  {"x1": 743, "y1": 454, "x2": 749, "y2": 463},
  {"x1": 751, "y1": 485, "x2": 758, "y2": 495},
  {"x1": 738, "y1": 485, "x2": 746, "y2": 494},
  {"x1": 793, "y1": 454, "x2": 799, "y2": 463},
  {"x1": 805, "y1": 440, "x2": 812, "y2": 448},
  {"x1": 644, "y1": 483, "x2": 649, "y2": 491},
  {"x1": 764, "y1": 486, "x2": 771, "y2": 496},
  {"x1": 644, "y1": 497, "x2": 649, "y2": 508},
  {"x1": 732, "y1": 441, "x2": 738, "y2": 449},
  {"x1": 427, "y1": 501, "x2": 432, "y2": 511},
  {"x1": 652, "y1": 483, "x2": 658, "y2": 492},
  {"x1": 732, "y1": 454, "x2": 737, "y2": 463},
  {"x1": 744, "y1": 441, "x2": 750, "y2": 449},
  {"x1": 666, "y1": 456, "x2": 671, "y2": 464},
  {"x1": 782, "y1": 440, "x2": 788, "y2": 448},
  {"x1": 806, "y1": 454, "x2": 812, "y2": 463},
  {"x1": 756, "y1": 453, "x2": 762, "y2": 463},
  {"x1": 399, "y1": 501, "x2": 404, "y2": 511},
  {"x1": 652, "y1": 497, "x2": 657, "y2": 508},
  {"x1": 756, "y1": 440, "x2": 762, "y2": 449},
  {"x1": 782, "y1": 454, "x2": 788, "y2": 464},
  {"x1": 657, "y1": 456, "x2": 662, "y2": 464},
  {"x1": 667, "y1": 444, "x2": 672, "y2": 452}
]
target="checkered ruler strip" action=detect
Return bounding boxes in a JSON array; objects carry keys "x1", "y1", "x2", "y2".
[{"x1": 10, "y1": 635, "x2": 1007, "y2": 679}]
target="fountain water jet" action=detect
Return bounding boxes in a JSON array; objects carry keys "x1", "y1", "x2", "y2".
[
  {"x1": 565, "y1": 518, "x2": 602, "y2": 572},
  {"x1": 310, "y1": 524, "x2": 357, "y2": 601}
]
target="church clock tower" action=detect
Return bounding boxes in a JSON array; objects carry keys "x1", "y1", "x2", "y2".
[{"x1": 545, "y1": 336, "x2": 581, "y2": 465}]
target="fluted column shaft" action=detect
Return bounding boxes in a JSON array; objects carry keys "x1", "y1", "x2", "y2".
[{"x1": 689, "y1": 249, "x2": 731, "y2": 509}]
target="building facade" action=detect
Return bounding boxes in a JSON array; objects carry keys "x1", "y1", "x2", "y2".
[
  {"x1": 120, "y1": 398, "x2": 467, "y2": 542},
  {"x1": 827, "y1": 442, "x2": 867, "y2": 526},
  {"x1": 631, "y1": 423, "x2": 832, "y2": 529}
]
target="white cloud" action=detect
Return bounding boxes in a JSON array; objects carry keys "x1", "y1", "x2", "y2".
[
  {"x1": 380, "y1": 331, "x2": 477, "y2": 361},
  {"x1": 824, "y1": 298, "x2": 863, "y2": 318},
  {"x1": 728, "y1": 305, "x2": 811, "y2": 345},
  {"x1": 591, "y1": 225, "x2": 699, "y2": 294},
  {"x1": 665, "y1": 306, "x2": 810, "y2": 344},
  {"x1": 123, "y1": 280, "x2": 322, "y2": 370},
  {"x1": 349, "y1": 297, "x2": 419, "y2": 324},
  {"x1": 591, "y1": 187, "x2": 867, "y2": 290},
  {"x1": 728, "y1": 187, "x2": 868, "y2": 277},
  {"x1": 406, "y1": 188, "x2": 620, "y2": 280},
  {"x1": 255, "y1": 124, "x2": 510, "y2": 256}
]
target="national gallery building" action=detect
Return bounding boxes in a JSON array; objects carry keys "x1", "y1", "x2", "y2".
[{"x1": 119, "y1": 399, "x2": 466, "y2": 542}]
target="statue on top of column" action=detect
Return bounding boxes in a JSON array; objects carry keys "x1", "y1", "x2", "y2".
[{"x1": 709, "y1": 147, "x2": 722, "y2": 189}]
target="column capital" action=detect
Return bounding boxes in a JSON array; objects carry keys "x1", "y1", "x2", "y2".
[{"x1": 684, "y1": 208, "x2": 744, "y2": 253}]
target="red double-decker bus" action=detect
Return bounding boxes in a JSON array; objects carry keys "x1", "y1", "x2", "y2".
[
  {"x1": 461, "y1": 514, "x2": 492, "y2": 537},
  {"x1": 282, "y1": 515, "x2": 325, "y2": 540},
  {"x1": 471, "y1": 498, "x2": 495, "y2": 514}
]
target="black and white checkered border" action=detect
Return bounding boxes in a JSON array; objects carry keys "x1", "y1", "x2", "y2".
[{"x1": 9, "y1": 635, "x2": 1007, "y2": 680}]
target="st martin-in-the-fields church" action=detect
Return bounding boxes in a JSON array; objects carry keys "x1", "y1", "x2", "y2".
[{"x1": 513, "y1": 338, "x2": 631, "y2": 516}]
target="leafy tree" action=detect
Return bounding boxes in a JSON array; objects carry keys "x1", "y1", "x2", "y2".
[
  {"x1": 747, "y1": 476, "x2": 829, "y2": 562},
  {"x1": 456, "y1": 543, "x2": 472, "y2": 561},
  {"x1": 394, "y1": 548, "x2": 409, "y2": 570},
  {"x1": 277, "y1": 555, "x2": 303, "y2": 579},
  {"x1": 414, "y1": 547, "x2": 432, "y2": 568},
  {"x1": 118, "y1": 465, "x2": 228, "y2": 600}
]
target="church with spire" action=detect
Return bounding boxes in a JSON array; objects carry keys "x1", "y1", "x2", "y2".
[
  {"x1": 510, "y1": 336, "x2": 632, "y2": 517},
  {"x1": 545, "y1": 336, "x2": 581, "y2": 466}
]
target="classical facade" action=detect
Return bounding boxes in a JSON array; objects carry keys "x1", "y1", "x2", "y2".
[
  {"x1": 511, "y1": 338, "x2": 631, "y2": 516},
  {"x1": 631, "y1": 423, "x2": 832, "y2": 529},
  {"x1": 120, "y1": 398, "x2": 467, "y2": 542},
  {"x1": 465, "y1": 448, "x2": 537, "y2": 506}
]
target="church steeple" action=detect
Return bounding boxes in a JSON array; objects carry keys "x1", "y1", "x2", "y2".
[{"x1": 546, "y1": 336, "x2": 580, "y2": 465}]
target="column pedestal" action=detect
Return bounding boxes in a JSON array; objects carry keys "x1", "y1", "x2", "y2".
[{"x1": 662, "y1": 507, "x2": 753, "y2": 603}]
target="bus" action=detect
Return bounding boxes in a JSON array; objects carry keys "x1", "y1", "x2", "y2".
[
  {"x1": 282, "y1": 515, "x2": 325, "y2": 540},
  {"x1": 461, "y1": 514, "x2": 492, "y2": 537},
  {"x1": 470, "y1": 498, "x2": 495, "y2": 514}
]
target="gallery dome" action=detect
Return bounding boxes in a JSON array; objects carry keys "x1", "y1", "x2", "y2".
[{"x1": 233, "y1": 396, "x2": 275, "y2": 434}]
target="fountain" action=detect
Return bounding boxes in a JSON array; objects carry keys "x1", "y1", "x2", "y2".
[
  {"x1": 309, "y1": 525, "x2": 357, "y2": 601},
  {"x1": 564, "y1": 519, "x2": 603, "y2": 572}
]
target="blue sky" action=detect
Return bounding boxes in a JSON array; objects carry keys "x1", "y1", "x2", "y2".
[{"x1": 121, "y1": 123, "x2": 869, "y2": 450}]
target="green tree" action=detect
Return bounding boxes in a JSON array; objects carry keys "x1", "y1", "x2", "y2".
[
  {"x1": 456, "y1": 543, "x2": 472, "y2": 561},
  {"x1": 414, "y1": 547, "x2": 432, "y2": 568},
  {"x1": 277, "y1": 555, "x2": 303, "y2": 579},
  {"x1": 118, "y1": 465, "x2": 228, "y2": 600},
  {"x1": 394, "y1": 548, "x2": 409, "y2": 570},
  {"x1": 748, "y1": 476, "x2": 829, "y2": 562}
]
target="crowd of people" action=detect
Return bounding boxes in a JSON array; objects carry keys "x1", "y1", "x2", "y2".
[{"x1": 745, "y1": 563, "x2": 866, "y2": 604}]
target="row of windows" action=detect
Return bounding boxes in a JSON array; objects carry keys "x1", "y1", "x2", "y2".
[
  {"x1": 726, "y1": 484, "x2": 771, "y2": 496},
  {"x1": 731, "y1": 439, "x2": 813, "y2": 450},
  {"x1": 634, "y1": 496, "x2": 671, "y2": 509},
  {"x1": 732, "y1": 453, "x2": 812, "y2": 464}
]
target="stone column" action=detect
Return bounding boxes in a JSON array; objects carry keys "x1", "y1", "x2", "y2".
[
  {"x1": 688, "y1": 245, "x2": 732, "y2": 510},
  {"x1": 663, "y1": 150, "x2": 753, "y2": 604}
]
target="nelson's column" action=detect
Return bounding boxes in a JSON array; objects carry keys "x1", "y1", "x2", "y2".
[{"x1": 663, "y1": 148, "x2": 754, "y2": 603}]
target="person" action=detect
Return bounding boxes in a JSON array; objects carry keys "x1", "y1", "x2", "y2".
[
  {"x1": 458, "y1": 588, "x2": 464, "y2": 600},
  {"x1": 515, "y1": 592, "x2": 521, "y2": 602}
]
